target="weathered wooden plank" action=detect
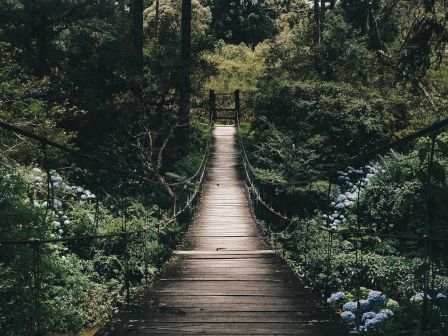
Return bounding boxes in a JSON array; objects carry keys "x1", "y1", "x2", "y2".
[
  {"x1": 174, "y1": 250, "x2": 274, "y2": 255},
  {"x1": 104, "y1": 322, "x2": 347, "y2": 335}
]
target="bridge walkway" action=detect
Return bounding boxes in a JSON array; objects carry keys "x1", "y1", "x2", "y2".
[{"x1": 96, "y1": 125, "x2": 347, "y2": 336}]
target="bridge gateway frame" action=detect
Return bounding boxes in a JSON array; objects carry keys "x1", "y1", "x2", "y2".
[{"x1": 209, "y1": 89, "x2": 240, "y2": 125}]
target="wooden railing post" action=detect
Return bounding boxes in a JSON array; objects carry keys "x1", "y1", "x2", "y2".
[
  {"x1": 209, "y1": 90, "x2": 216, "y2": 123},
  {"x1": 234, "y1": 89, "x2": 240, "y2": 125}
]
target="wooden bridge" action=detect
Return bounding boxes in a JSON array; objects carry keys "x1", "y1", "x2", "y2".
[{"x1": 97, "y1": 126, "x2": 347, "y2": 335}]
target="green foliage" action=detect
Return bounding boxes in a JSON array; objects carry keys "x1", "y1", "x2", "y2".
[
  {"x1": 204, "y1": 41, "x2": 267, "y2": 93},
  {"x1": 143, "y1": 0, "x2": 213, "y2": 96},
  {"x1": 0, "y1": 170, "x2": 43, "y2": 241},
  {"x1": 203, "y1": 0, "x2": 277, "y2": 44},
  {"x1": 242, "y1": 121, "x2": 318, "y2": 183},
  {"x1": 0, "y1": 42, "x2": 78, "y2": 162},
  {"x1": 250, "y1": 78, "x2": 406, "y2": 169},
  {"x1": 364, "y1": 136, "x2": 448, "y2": 257},
  {"x1": 0, "y1": 165, "x2": 187, "y2": 335},
  {"x1": 144, "y1": 0, "x2": 212, "y2": 48}
]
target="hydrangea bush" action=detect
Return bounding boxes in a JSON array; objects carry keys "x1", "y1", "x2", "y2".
[
  {"x1": 26, "y1": 167, "x2": 98, "y2": 239},
  {"x1": 327, "y1": 289, "x2": 399, "y2": 334},
  {"x1": 323, "y1": 162, "x2": 380, "y2": 231}
]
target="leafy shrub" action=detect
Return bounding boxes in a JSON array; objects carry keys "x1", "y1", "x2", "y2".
[{"x1": 0, "y1": 165, "x2": 186, "y2": 335}]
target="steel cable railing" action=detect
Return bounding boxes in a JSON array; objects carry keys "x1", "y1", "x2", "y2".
[
  {"x1": 236, "y1": 111, "x2": 298, "y2": 224},
  {"x1": 165, "y1": 133, "x2": 210, "y2": 187},
  {"x1": 0, "y1": 118, "x2": 212, "y2": 335}
]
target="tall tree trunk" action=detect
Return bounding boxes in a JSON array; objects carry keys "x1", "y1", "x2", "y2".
[
  {"x1": 131, "y1": 0, "x2": 143, "y2": 72},
  {"x1": 364, "y1": 5, "x2": 370, "y2": 35},
  {"x1": 329, "y1": 0, "x2": 336, "y2": 9},
  {"x1": 178, "y1": 0, "x2": 191, "y2": 132}
]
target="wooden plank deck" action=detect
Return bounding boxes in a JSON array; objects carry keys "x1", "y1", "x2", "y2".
[{"x1": 96, "y1": 126, "x2": 347, "y2": 336}]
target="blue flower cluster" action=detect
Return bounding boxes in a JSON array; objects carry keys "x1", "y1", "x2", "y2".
[
  {"x1": 367, "y1": 290, "x2": 386, "y2": 306},
  {"x1": 358, "y1": 309, "x2": 394, "y2": 332},
  {"x1": 343, "y1": 300, "x2": 358, "y2": 312},
  {"x1": 341, "y1": 311, "x2": 355, "y2": 321},
  {"x1": 327, "y1": 289, "x2": 398, "y2": 334},
  {"x1": 28, "y1": 167, "x2": 97, "y2": 238},
  {"x1": 327, "y1": 291, "x2": 345, "y2": 304},
  {"x1": 324, "y1": 162, "x2": 380, "y2": 230}
]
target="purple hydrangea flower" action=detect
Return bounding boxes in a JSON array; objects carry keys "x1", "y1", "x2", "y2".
[
  {"x1": 364, "y1": 316, "x2": 384, "y2": 330},
  {"x1": 341, "y1": 311, "x2": 356, "y2": 321},
  {"x1": 362, "y1": 311, "x2": 376, "y2": 323},
  {"x1": 375, "y1": 312, "x2": 388, "y2": 322},
  {"x1": 367, "y1": 290, "x2": 386, "y2": 306},
  {"x1": 327, "y1": 291, "x2": 346, "y2": 304},
  {"x1": 343, "y1": 301, "x2": 358, "y2": 312}
]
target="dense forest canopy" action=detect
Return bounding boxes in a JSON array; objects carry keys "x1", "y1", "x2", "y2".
[{"x1": 1, "y1": 0, "x2": 448, "y2": 335}]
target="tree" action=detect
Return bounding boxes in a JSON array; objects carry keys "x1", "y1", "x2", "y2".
[
  {"x1": 203, "y1": 41, "x2": 267, "y2": 93},
  {"x1": 203, "y1": 0, "x2": 276, "y2": 44},
  {"x1": 143, "y1": 0, "x2": 212, "y2": 122},
  {"x1": 0, "y1": 0, "x2": 98, "y2": 76}
]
